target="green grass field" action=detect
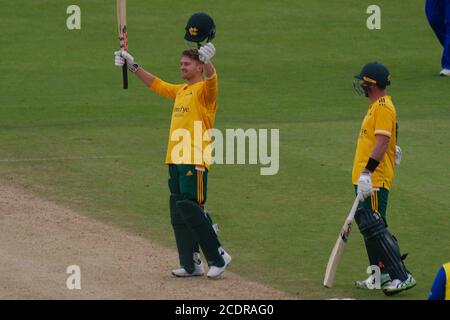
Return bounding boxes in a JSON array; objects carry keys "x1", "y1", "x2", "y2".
[{"x1": 1, "y1": 0, "x2": 449, "y2": 299}]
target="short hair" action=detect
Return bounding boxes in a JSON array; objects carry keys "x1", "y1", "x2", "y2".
[{"x1": 181, "y1": 48, "x2": 200, "y2": 62}]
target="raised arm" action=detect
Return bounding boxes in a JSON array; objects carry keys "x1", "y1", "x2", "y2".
[
  {"x1": 202, "y1": 63, "x2": 218, "y2": 106},
  {"x1": 198, "y1": 43, "x2": 216, "y2": 78},
  {"x1": 134, "y1": 68, "x2": 156, "y2": 87},
  {"x1": 198, "y1": 43, "x2": 218, "y2": 105},
  {"x1": 203, "y1": 62, "x2": 216, "y2": 79},
  {"x1": 114, "y1": 50, "x2": 183, "y2": 100},
  {"x1": 115, "y1": 50, "x2": 155, "y2": 87}
]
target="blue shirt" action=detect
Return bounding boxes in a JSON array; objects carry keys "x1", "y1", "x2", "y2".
[{"x1": 428, "y1": 266, "x2": 446, "y2": 300}]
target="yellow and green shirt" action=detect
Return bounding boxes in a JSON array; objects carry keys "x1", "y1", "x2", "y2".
[
  {"x1": 150, "y1": 74, "x2": 218, "y2": 169},
  {"x1": 352, "y1": 96, "x2": 397, "y2": 190}
]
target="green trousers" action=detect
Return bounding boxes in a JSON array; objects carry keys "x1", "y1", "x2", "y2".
[
  {"x1": 168, "y1": 164, "x2": 207, "y2": 205},
  {"x1": 168, "y1": 164, "x2": 223, "y2": 272}
]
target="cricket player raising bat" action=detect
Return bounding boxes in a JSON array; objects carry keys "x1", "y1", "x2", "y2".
[
  {"x1": 114, "y1": 13, "x2": 231, "y2": 279},
  {"x1": 352, "y1": 62, "x2": 416, "y2": 295}
]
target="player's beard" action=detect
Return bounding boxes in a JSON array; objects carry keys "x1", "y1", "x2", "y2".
[
  {"x1": 181, "y1": 69, "x2": 192, "y2": 80},
  {"x1": 182, "y1": 69, "x2": 200, "y2": 81}
]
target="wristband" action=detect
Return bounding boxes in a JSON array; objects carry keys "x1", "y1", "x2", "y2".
[
  {"x1": 128, "y1": 62, "x2": 139, "y2": 73},
  {"x1": 365, "y1": 157, "x2": 380, "y2": 172}
]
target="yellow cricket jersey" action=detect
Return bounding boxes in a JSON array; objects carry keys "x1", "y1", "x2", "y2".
[
  {"x1": 150, "y1": 74, "x2": 218, "y2": 169},
  {"x1": 352, "y1": 96, "x2": 397, "y2": 190}
]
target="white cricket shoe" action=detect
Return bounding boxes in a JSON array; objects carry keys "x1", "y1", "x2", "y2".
[
  {"x1": 382, "y1": 274, "x2": 416, "y2": 296},
  {"x1": 439, "y1": 68, "x2": 450, "y2": 76},
  {"x1": 172, "y1": 252, "x2": 205, "y2": 277},
  {"x1": 207, "y1": 247, "x2": 232, "y2": 279}
]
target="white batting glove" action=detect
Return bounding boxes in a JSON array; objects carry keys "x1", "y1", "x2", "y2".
[
  {"x1": 114, "y1": 50, "x2": 138, "y2": 72},
  {"x1": 395, "y1": 145, "x2": 402, "y2": 166},
  {"x1": 357, "y1": 172, "x2": 373, "y2": 202},
  {"x1": 198, "y1": 43, "x2": 216, "y2": 64}
]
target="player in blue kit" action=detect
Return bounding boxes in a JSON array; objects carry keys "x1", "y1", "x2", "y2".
[
  {"x1": 428, "y1": 262, "x2": 450, "y2": 300},
  {"x1": 425, "y1": 0, "x2": 450, "y2": 76}
]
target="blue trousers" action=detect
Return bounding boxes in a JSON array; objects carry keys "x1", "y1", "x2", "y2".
[{"x1": 426, "y1": 0, "x2": 450, "y2": 69}]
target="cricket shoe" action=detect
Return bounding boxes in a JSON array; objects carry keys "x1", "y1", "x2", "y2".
[
  {"x1": 382, "y1": 274, "x2": 416, "y2": 296},
  {"x1": 207, "y1": 247, "x2": 232, "y2": 279},
  {"x1": 172, "y1": 252, "x2": 205, "y2": 277},
  {"x1": 355, "y1": 273, "x2": 391, "y2": 290},
  {"x1": 439, "y1": 68, "x2": 450, "y2": 76}
]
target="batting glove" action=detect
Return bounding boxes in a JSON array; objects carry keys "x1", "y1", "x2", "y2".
[
  {"x1": 395, "y1": 145, "x2": 402, "y2": 166},
  {"x1": 198, "y1": 43, "x2": 216, "y2": 64},
  {"x1": 114, "y1": 50, "x2": 139, "y2": 72},
  {"x1": 357, "y1": 172, "x2": 372, "y2": 201}
]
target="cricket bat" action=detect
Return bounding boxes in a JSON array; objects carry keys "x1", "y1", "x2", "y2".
[
  {"x1": 116, "y1": 0, "x2": 128, "y2": 89},
  {"x1": 323, "y1": 196, "x2": 360, "y2": 288}
]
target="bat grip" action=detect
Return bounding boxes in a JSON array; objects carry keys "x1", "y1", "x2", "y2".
[{"x1": 122, "y1": 61, "x2": 128, "y2": 89}]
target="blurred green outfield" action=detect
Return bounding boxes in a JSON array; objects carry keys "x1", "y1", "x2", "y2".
[{"x1": 0, "y1": 0, "x2": 449, "y2": 299}]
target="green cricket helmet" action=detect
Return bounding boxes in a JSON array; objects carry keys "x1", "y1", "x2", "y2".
[
  {"x1": 184, "y1": 12, "x2": 216, "y2": 44},
  {"x1": 353, "y1": 62, "x2": 391, "y2": 96}
]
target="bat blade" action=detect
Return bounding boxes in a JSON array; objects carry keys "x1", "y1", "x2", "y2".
[
  {"x1": 323, "y1": 196, "x2": 360, "y2": 288},
  {"x1": 116, "y1": 0, "x2": 128, "y2": 89}
]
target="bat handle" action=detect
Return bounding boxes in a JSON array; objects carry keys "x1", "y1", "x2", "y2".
[{"x1": 122, "y1": 61, "x2": 128, "y2": 89}]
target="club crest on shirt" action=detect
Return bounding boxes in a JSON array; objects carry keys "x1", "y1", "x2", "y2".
[{"x1": 360, "y1": 128, "x2": 368, "y2": 137}]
